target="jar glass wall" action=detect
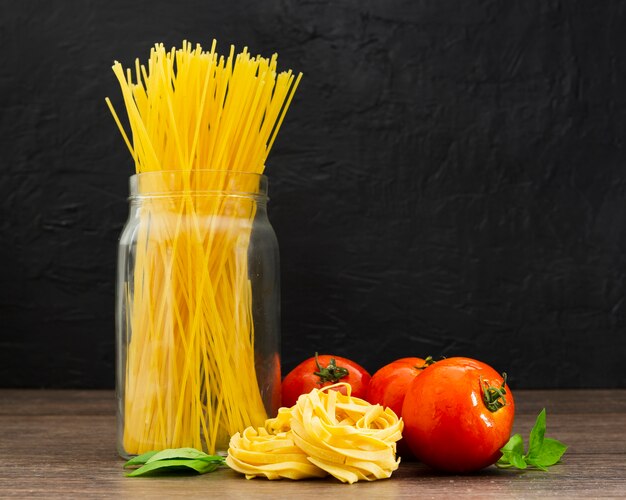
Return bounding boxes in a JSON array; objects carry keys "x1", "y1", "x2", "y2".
[{"x1": 115, "y1": 170, "x2": 280, "y2": 458}]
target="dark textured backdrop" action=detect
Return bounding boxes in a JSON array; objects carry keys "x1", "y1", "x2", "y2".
[{"x1": 1, "y1": 1, "x2": 625, "y2": 388}]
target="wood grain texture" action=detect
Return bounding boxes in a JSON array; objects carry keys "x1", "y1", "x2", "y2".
[{"x1": 0, "y1": 389, "x2": 625, "y2": 498}]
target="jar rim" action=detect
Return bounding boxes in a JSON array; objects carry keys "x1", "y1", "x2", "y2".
[
  {"x1": 131, "y1": 169, "x2": 267, "y2": 180},
  {"x1": 129, "y1": 169, "x2": 268, "y2": 200}
]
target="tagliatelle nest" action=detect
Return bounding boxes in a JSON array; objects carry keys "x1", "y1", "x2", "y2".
[{"x1": 226, "y1": 383, "x2": 404, "y2": 484}]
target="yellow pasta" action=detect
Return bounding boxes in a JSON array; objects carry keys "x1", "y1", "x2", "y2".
[
  {"x1": 227, "y1": 384, "x2": 404, "y2": 484},
  {"x1": 227, "y1": 427, "x2": 327, "y2": 480},
  {"x1": 107, "y1": 40, "x2": 301, "y2": 455}
]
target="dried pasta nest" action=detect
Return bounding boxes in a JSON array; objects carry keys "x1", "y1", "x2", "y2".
[{"x1": 226, "y1": 383, "x2": 404, "y2": 484}]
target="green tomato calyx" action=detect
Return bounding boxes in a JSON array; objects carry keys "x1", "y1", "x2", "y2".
[
  {"x1": 313, "y1": 352, "x2": 349, "y2": 384},
  {"x1": 481, "y1": 372, "x2": 508, "y2": 412},
  {"x1": 415, "y1": 355, "x2": 435, "y2": 370}
]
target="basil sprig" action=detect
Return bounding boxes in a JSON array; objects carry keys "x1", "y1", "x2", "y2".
[
  {"x1": 497, "y1": 409, "x2": 568, "y2": 470},
  {"x1": 124, "y1": 447, "x2": 225, "y2": 477}
]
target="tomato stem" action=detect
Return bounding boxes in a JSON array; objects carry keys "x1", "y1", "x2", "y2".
[
  {"x1": 415, "y1": 355, "x2": 435, "y2": 370},
  {"x1": 313, "y1": 352, "x2": 349, "y2": 384},
  {"x1": 481, "y1": 372, "x2": 508, "y2": 412}
]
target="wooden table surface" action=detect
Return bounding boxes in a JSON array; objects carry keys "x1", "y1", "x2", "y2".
[{"x1": 0, "y1": 389, "x2": 625, "y2": 499}]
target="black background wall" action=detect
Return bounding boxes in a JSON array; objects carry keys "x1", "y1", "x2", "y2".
[{"x1": 1, "y1": 1, "x2": 625, "y2": 389}]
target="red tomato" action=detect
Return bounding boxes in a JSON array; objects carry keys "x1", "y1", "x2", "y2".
[
  {"x1": 281, "y1": 353, "x2": 371, "y2": 408},
  {"x1": 366, "y1": 357, "x2": 433, "y2": 417},
  {"x1": 401, "y1": 357, "x2": 515, "y2": 473}
]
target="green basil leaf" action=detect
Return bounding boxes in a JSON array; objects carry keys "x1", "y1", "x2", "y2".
[
  {"x1": 525, "y1": 458, "x2": 548, "y2": 471},
  {"x1": 124, "y1": 450, "x2": 159, "y2": 468},
  {"x1": 498, "y1": 433, "x2": 527, "y2": 469},
  {"x1": 528, "y1": 408, "x2": 547, "y2": 459},
  {"x1": 532, "y1": 438, "x2": 568, "y2": 467},
  {"x1": 496, "y1": 410, "x2": 567, "y2": 472},
  {"x1": 508, "y1": 453, "x2": 528, "y2": 469},
  {"x1": 195, "y1": 456, "x2": 225, "y2": 463},
  {"x1": 145, "y1": 447, "x2": 217, "y2": 464},
  {"x1": 501, "y1": 433, "x2": 525, "y2": 456},
  {"x1": 125, "y1": 459, "x2": 219, "y2": 477}
]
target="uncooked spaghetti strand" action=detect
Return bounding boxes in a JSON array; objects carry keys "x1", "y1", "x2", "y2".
[{"x1": 108, "y1": 40, "x2": 300, "y2": 454}]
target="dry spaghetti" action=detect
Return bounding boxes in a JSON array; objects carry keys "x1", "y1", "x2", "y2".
[{"x1": 107, "y1": 40, "x2": 301, "y2": 455}]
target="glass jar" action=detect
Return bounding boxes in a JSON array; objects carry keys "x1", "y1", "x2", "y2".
[{"x1": 115, "y1": 170, "x2": 280, "y2": 458}]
